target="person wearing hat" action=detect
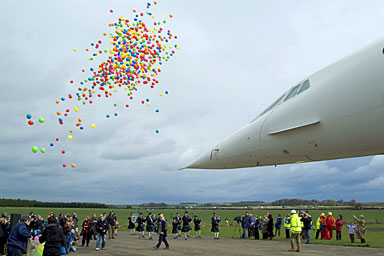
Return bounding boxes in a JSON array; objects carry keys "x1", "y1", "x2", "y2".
[
  {"x1": 7, "y1": 216, "x2": 31, "y2": 256},
  {"x1": 325, "y1": 212, "x2": 336, "y2": 240},
  {"x1": 211, "y1": 212, "x2": 220, "y2": 239},
  {"x1": 353, "y1": 215, "x2": 366, "y2": 243},
  {"x1": 288, "y1": 210, "x2": 302, "y2": 252},
  {"x1": 283, "y1": 213, "x2": 291, "y2": 239},
  {"x1": 319, "y1": 213, "x2": 326, "y2": 239}
]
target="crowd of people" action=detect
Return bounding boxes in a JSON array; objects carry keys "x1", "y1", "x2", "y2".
[
  {"x1": 0, "y1": 211, "x2": 119, "y2": 255},
  {"x1": 0, "y1": 209, "x2": 368, "y2": 255}
]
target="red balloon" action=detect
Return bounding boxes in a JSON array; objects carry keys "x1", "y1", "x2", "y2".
[
  {"x1": 28, "y1": 120, "x2": 34, "y2": 125},
  {"x1": 61, "y1": 150, "x2": 65, "y2": 154}
]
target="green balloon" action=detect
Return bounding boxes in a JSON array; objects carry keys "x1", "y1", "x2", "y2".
[
  {"x1": 39, "y1": 117, "x2": 45, "y2": 123},
  {"x1": 40, "y1": 148, "x2": 45, "y2": 153},
  {"x1": 32, "y1": 146, "x2": 38, "y2": 153}
]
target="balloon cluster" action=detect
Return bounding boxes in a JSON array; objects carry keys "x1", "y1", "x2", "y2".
[{"x1": 27, "y1": 1, "x2": 179, "y2": 168}]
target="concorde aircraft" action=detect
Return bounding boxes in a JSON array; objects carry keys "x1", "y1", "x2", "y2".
[{"x1": 186, "y1": 38, "x2": 384, "y2": 169}]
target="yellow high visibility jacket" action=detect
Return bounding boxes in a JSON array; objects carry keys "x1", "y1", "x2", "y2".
[
  {"x1": 316, "y1": 217, "x2": 321, "y2": 230},
  {"x1": 283, "y1": 217, "x2": 291, "y2": 229},
  {"x1": 290, "y1": 214, "x2": 302, "y2": 234}
]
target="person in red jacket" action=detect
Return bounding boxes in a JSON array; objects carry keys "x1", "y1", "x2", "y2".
[
  {"x1": 325, "y1": 212, "x2": 336, "y2": 240},
  {"x1": 335, "y1": 215, "x2": 343, "y2": 240}
]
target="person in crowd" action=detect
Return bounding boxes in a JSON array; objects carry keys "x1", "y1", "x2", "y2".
[
  {"x1": 153, "y1": 214, "x2": 169, "y2": 250},
  {"x1": 193, "y1": 215, "x2": 201, "y2": 238},
  {"x1": 172, "y1": 217, "x2": 179, "y2": 239},
  {"x1": 182, "y1": 211, "x2": 192, "y2": 240},
  {"x1": 325, "y1": 212, "x2": 336, "y2": 240},
  {"x1": 39, "y1": 216, "x2": 66, "y2": 256},
  {"x1": 262, "y1": 215, "x2": 269, "y2": 239},
  {"x1": 106, "y1": 211, "x2": 116, "y2": 239},
  {"x1": 315, "y1": 214, "x2": 321, "y2": 239},
  {"x1": 174, "y1": 213, "x2": 182, "y2": 239},
  {"x1": 91, "y1": 214, "x2": 98, "y2": 240},
  {"x1": 335, "y1": 214, "x2": 343, "y2": 240},
  {"x1": 241, "y1": 214, "x2": 247, "y2": 239},
  {"x1": 57, "y1": 214, "x2": 65, "y2": 229},
  {"x1": 302, "y1": 212, "x2": 312, "y2": 244},
  {"x1": 128, "y1": 212, "x2": 136, "y2": 236},
  {"x1": 254, "y1": 215, "x2": 260, "y2": 240},
  {"x1": 95, "y1": 215, "x2": 108, "y2": 251},
  {"x1": 146, "y1": 213, "x2": 155, "y2": 240},
  {"x1": 275, "y1": 214, "x2": 282, "y2": 237},
  {"x1": 247, "y1": 214, "x2": 255, "y2": 238},
  {"x1": 136, "y1": 213, "x2": 146, "y2": 238},
  {"x1": 7, "y1": 216, "x2": 31, "y2": 256},
  {"x1": 72, "y1": 213, "x2": 79, "y2": 231},
  {"x1": 283, "y1": 213, "x2": 291, "y2": 239},
  {"x1": 80, "y1": 216, "x2": 92, "y2": 247},
  {"x1": 0, "y1": 217, "x2": 10, "y2": 256},
  {"x1": 353, "y1": 215, "x2": 366, "y2": 243},
  {"x1": 346, "y1": 222, "x2": 357, "y2": 243},
  {"x1": 288, "y1": 210, "x2": 302, "y2": 252},
  {"x1": 267, "y1": 214, "x2": 274, "y2": 240},
  {"x1": 319, "y1": 213, "x2": 326, "y2": 239},
  {"x1": 211, "y1": 212, "x2": 220, "y2": 239}
]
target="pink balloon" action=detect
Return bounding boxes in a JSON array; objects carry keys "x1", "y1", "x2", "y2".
[{"x1": 63, "y1": 163, "x2": 67, "y2": 168}]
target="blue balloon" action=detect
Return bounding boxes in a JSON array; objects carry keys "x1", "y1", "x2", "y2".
[
  {"x1": 61, "y1": 97, "x2": 65, "y2": 101},
  {"x1": 80, "y1": 126, "x2": 84, "y2": 130},
  {"x1": 58, "y1": 118, "x2": 63, "y2": 122},
  {"x1": 26, "y1": 114, "x2": 32, "y2": 119},
  {"x1": 106, "y1": 114, "x2": 110, "y2": 118},
  {"x1": 165, "y1": 91, "x2": 169, "y2": 94},
  {"x1": 155, "y1": 129, "x2": 159, "y2": 133},
  {"x1": 155, "y1": 109, "x2": 159, "y2": 113},
  {"x1": 146, "y1": 98, "x2": 150, "y2": 102},
  {"x1": 50, "y1": 143, "x2": 54, "y2": 147},
  {"x1": 114, "y1": 113, "x2": 118, "y2": 116}
]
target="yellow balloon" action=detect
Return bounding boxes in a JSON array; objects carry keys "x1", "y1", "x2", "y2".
[
  {"x1": 160, "y1": 93, "x2": 163, "y2": 96},
  {"x1": 74, "y1": 106, "x2": 79, "y2": 112},
  {"x1": 91, "y1": 124, "x2": 95, "y2": 128},
  {"x1": 67, "y1": 135, "x2": 72, "y2": 140},
  {"x1": 147, "y1": 103, "x2": 150, "y2": 106},
  {"x1": 73, "y1": 48, "x2": 77, "y2": 52}
]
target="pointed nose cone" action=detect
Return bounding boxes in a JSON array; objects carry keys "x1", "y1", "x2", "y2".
[{"x1": 185, "y1": 148, "x2": 224, "y2": 169}]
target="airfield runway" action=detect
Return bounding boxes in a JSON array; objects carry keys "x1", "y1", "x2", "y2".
[{"x1": 75, "y1": 232, "x2": 384, "y2": 256}]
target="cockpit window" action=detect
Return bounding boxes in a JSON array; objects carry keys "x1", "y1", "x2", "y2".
[
  {"x1": 284, "y1": 84, "x2": 301, "y2": 102},
  {"x1": 297, "y1": 79, "x2": 310, "y2": 94}
]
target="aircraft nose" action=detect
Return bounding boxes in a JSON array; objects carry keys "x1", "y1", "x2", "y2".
[{"x1": 185, "y1": 148, "x2": 224, "y2": 169}]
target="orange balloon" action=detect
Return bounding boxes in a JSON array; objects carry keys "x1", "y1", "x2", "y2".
[
  {"x1": 78, "y1": 117, "x2": 82, "y2": 122},
  {"x1": 56, "y1": 100, "x2": 59, "y2": 104},
  {"x1": 56, "y1": 111, "x2": 61, "y2": 116},
  {"x1": 69, "y1": 130, "x2": 73, "y2": 133},
  {"x1": 71, "y1": 164, "x2": 76, "y2": 168}
]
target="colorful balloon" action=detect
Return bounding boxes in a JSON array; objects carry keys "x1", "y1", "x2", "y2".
[
  {"x1": 91, "y1": 124, "x2": 96, "y2": 128},
  {"x1": 32, "y1": 146, "x2": 38, "y2": 153},
  {"x1": 28, "y1": 120, "x2": 34, "y2": 125},
  {"x1": 38, "y1": 118, "x2": 45, "y2": 123},
  {"x1": 40, "y1": 148, "x2": 45, "y2": 153},
  {"x1": 67, "y1": 135, "x2": 72, "y2": 140},
  {"x1": 26, "y1": 114, "x2": 32, "y2": 119}
]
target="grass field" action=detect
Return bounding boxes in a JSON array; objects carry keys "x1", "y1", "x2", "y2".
[{"x1": 2, "y1": 207, "x2": 383, "y2": 248}]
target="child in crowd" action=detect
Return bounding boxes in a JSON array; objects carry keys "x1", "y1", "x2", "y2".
[{"x1": 345, "y1": 222, "x2": 357, "y2": 243}]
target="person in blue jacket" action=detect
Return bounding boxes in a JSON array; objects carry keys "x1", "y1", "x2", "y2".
[{"x1": 7, "y1": 216, "x2": 31, "y2": 256}]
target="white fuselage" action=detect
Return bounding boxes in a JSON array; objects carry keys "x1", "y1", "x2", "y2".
[{"x1": 187, "y1": 38, "x2": 384, "y2": 169}]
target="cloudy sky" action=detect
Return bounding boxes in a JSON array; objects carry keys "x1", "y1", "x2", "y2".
[{"x1": 1, "y1": 0, "x2": 384, "y2": 204}]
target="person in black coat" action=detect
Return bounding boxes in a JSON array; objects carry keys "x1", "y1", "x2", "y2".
[
  {"x1": 0, "y1": 217, "x2": 10, "y2": 255},
  {"x1": 211, "y1": 212, "x2": 220, "y2": 239},
  {"x1": 95, "y1": 215, "x2": 108, "y2": 251},
  {"x1": 39, "y1": 217, "x2": 66, "y2": 256},
  {"x1": 146, "y1": 213, "x2": 155, "y2": 240},
  {"x1": 267, "y1": 214, "x2": 274, "y2": 240},
  {"x1": 136, "y1": 213, "x2": 146, "y2": 238},
  {"x1": 153, "y1": 214, "x2": 169, "y2": 249},
  {"x1": 181, "y1": 212, "x2": 192, "y2": 240}
]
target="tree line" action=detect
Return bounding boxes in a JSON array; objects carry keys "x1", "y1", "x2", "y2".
[{"x1": 0, "y1": 198, "x2": 107, "y2": 208}]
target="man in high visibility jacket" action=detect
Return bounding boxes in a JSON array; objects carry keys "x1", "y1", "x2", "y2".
[
  {"x1": 319, "y1": 213, "x2": 326, "y2": 239},
  {"x1": 325, "y1": 212, "x2": 336, "y2": 240},
  {"x1": 289, "y1": 210, "x2": 302, "y2": 252},
  {"x1": 315, "y1": 215, "x2": 321, "y2": 239},
  {"x1": 283, "y1": 213, "x2": 291, "y2": 239}
]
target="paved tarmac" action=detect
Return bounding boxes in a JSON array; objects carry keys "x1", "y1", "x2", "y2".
[{"x1": 76, "y1": 232, "x2": 384, "y2": 256}]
